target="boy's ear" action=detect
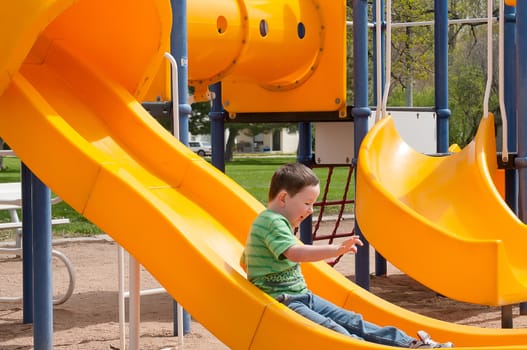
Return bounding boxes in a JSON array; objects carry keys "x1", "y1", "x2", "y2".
[{"x1": 277, "y1": 190, "x2": 288, "y2": 206}]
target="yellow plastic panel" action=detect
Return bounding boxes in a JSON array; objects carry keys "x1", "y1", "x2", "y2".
[
  {"x1": 356, "y1": 114, "x2": 527, "y2": 306},
  {"x1": 83, "y1": 166, "x2": 266, "y2": 350},
  {"x1": 188, "y1": 0, "x2": 347, "y2": 114},
  {"x1": 0, "y1": 0, "x2": 75, "y2": 95},
  {"x1": 40, "y1": 0, "x2": 171, "y2": 100},
  {"x1": 0, "y1": 74, "x2": 103, "y2": 212},
  {"x1": 188, "y1": 0, "x2": 247, "y2": 85},
  {"x1": 178, "y1": 158, "x2": 264, "y2": 239},
  {"x1": 190, "y1": 0, "x2": 320, "y2": 88},
  {"x1": 343, "y1": 281, "x2": 527, "y2": 348}
]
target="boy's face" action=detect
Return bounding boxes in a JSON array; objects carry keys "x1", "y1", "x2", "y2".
[{"x1": 281, "y1": 184, "x2": 320, "y2": 228}]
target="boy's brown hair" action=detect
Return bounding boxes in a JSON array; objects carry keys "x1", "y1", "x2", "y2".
[{"x1": 268, "y1": 163, "x2": 320, "y2": 201}]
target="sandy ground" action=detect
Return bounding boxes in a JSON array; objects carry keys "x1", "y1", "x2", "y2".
[{"x1": 1, "y1": 219, "x2": 527, "y2": 349}]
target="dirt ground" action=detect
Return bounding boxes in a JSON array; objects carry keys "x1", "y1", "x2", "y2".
[{"x1": 1, "y1": 219, "x2": 527, "y2": 349}]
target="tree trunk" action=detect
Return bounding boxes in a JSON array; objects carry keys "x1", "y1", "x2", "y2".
[
  {"x1": 0, "y1": 138, "x2": 5, "y2": 171},
  {"x1": 225, "y1": 127, "x2": 238, "y2": 162}
]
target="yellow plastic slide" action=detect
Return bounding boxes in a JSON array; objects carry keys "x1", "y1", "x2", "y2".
[
  {"x1": 356, "y1": 114, "x2": 527, "y2": 307},
  {"x1": 2, "y1": 0, "x2": 527, "y2": 349}
]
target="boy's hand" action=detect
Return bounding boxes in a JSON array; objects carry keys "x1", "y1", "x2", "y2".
[
  {"x1": 338, "y1": 235, "x2": 364, "y2": 255},
  {"x1": 285, "y1": 235, "x2": 364, "y2": 262}
]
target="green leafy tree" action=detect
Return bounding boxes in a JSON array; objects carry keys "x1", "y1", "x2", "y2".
[
  {"x1": 383, "y1": 0, "x2": 501, "y2": 147},
  {"x1": 189, "y1": 101, "x2": 211, "y2": 136}
]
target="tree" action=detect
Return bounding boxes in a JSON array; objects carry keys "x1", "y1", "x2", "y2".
[
  {"x1": 189, "y1": 101, "x2": 211, "y2": 136},
  {"x1": 224, "y1": 122, "x2": 298, "y2": 161},
  {"x1": 384, "y1": 0, "x2": 501, "y2": 147},
  {"x1": 189, "y1": 101, "x2": 297, "y2": 161},
  {"x1": 0, "y1": 138, "x2": 5, "y2": 170}
]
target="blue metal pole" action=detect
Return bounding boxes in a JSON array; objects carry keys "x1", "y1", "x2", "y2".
[
  {"x1": 504, "y1": 4, "x2": 518, "y2": 214},
  {"x1": 373, "y1": 0, "x2": 388, "y2": 277},
  {"x1": 352, "y1": 0, "x2": 372, "y2": 290},
  {"x1": 210, "y1": 82, "x2": 225, "y2": 172},
  {"x1": 171, "y1": 0, "x2": 191, "y2": 335},
  {"x1": 31, "y1": 173, "x2": 53, "y2": 350},
  {"x1": 434, "y1": 0, "x2": 451, "y2": 153},
  {"x1": 21, "y1": 163, "x2": 33, "y2": 324},
  {"x1": 514, "y1": 1, "x2": 527, "y2": 318},
  {"x1": 503, "y1": 4, "x2": 518, "y2": 326},
  {"x1": 372, "y1": 0, "x2": 385, "y2": 109},
  {"x1": 298, "y1": 122, "x2": 314, "y2": 245},
  {"x1": 171, "y1": 0, "x2": 191, "y2": 146}
]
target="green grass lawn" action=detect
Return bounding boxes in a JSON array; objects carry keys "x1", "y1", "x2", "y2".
[
  {"x1": 0, "y1": 155, "x2": 355, "y2": 240},
  {"x1": 0, "y1": 157, "x2": 103, "y2": 240},
  {"x1": 226, "y1": 156, "x2": 355, "y2": 210}
]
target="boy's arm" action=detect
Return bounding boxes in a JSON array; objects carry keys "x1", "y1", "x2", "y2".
[
  {"x1": 283, "y1": 236, "x2": 363, "y2": 263},
  {"x1": 240, "y1": 249, "x2": 247, "y2": 272}
]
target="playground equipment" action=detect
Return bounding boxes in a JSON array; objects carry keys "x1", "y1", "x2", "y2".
[
  {"x1": 0, "y1": 247, "x2": 75, "y2": 305},
  {"x1": 311, "y1": 164, "x2": 355, "y2": 266},
  {"x1": 356, "y1": 0, "x2": 521, "y2": 307},
  {"x1": 3, "y1": 0, "x2": 527, "y2": 349},
  {"x1": 0, "y1": 181, "x2": 74, "y2": 305},
  {"x1": 187, "y1": 0, "x2": 347, "y2": 114},
  {"x1": 356, "y1": 113, "x2": 527, "y2": 306}
]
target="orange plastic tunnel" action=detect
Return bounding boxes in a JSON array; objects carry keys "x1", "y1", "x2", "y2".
[
  {"x1": 189, "y1": 0, "x2": 323, "y2": 90},
  {"x1": 187, "y1": 0, "x2": 347, "y2": 113}
]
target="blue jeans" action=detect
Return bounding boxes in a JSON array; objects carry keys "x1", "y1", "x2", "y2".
[{"x1": 277, "y1": 291, "x2": 415, "y2": 348}]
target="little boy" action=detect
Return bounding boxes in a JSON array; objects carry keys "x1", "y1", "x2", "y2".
[{"x1": 242, "y1": 163, "x2": 453, "y2": 348}]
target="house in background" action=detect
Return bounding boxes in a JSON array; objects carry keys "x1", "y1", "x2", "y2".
[
  {"x1": 191, "y1": 128, "x2": 298, "y2": 154},
  {"x1": 233, "y1": 128, "x2": 298, "y2": 153}
]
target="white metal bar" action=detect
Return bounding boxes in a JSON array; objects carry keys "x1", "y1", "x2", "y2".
[
  {"x1": 117, "y1": 246, "x2": 169, "y2": 350},
  {"x1": 122, "y1": 287, "x2": 165, "y2": 299},
  {"x1": 381, "y1": 0, "x2": 392, "y2": 116},
  {"x1": 118, "y1": 246, "x2": 126, "y2": 350},
  {"x1": 164, "y1": 50, "x2": 185, "y2": 349},
  {"x1": 129, "y1": 256, "x2": 140, "y2": 350},
  {"x1": 375, "y1": 0, "x2": 382, "y2": 122},
  {"x1": 164, "y1": 52, "x2": 180, "y2": 139},
  {"x1": 347, "y1": 17, "x2": 498, "y2": 29},
  {"x1": 177, "y1": 302, "x2": 184, "y2": 347},
  {"x1": 0, "y1": 218, "x2": 69, "y2": 230},
  {"x1": 498, "y1": 0, "x2": 509, "y2": 161},
  {"x1": 483, "y1": 0, "x2": 493, "y2": 119},
  {"x1": 0, "y1": 249, "x2": 75, "y2": 305}
]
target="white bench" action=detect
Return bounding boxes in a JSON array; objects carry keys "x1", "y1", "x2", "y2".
[
  {"x1": 0, "y1": 218, "x2": 70, "y2": 230},
  {"x1": 0, "y1": 182, "x2": 74, "y2": 305},
  {"x1": 0, "y1": 183, "x2": 70, "y2": 239}
]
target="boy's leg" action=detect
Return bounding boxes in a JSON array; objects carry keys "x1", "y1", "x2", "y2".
[
  {"x1": 281, "y1": 293, "x2": 362, "y2": 340},
  {"x1": 309, "y1": 293, "x2": 415, "y2": 348}
]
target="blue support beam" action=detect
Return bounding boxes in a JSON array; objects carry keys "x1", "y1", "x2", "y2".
[
  {"x1": 210, "y1": 82, "x2": 226, "y2": 172},
  {"x1": 298, "y1": 122, "x2": 314, "y2": 245},
  {"x1": 434, "y1": 0, "x2": 450, "y2": 153},
  {"x1": 171, "y1": 0, "x2": 191, "y2": 146},
  {"x1": 515, "y1": 0, "x2": 527, "y2": 318},
  {"x1": 352, "y1": 0, "x2": 372, "y2": 290},
  {"x1": 171, "y1": 0, "x2": 192, "y2": 335},
  {"x1": 31, "y1": 173, "x2": 53, "y2": 350},
  {"x1": 372, "y1": 0, "x2": 388, "y2": 277},
  {"x1": 21, "y1": 163, "x2": 33, "y2": 324},
  {"x1": 502, "y1": 4, "x2": 519, "y2": 326}
]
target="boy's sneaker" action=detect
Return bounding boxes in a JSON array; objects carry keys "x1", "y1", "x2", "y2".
[{"x1": 409, "y1": 331, "x2": 454, "y2": 348}]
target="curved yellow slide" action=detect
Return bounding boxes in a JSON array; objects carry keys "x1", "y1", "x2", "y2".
[
  {"x1": 356, "y1": 114, "x2": 527, "y2": 307},
  {"x1": 2, "y1": 1, "x2": 527, "y2": 349}
]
